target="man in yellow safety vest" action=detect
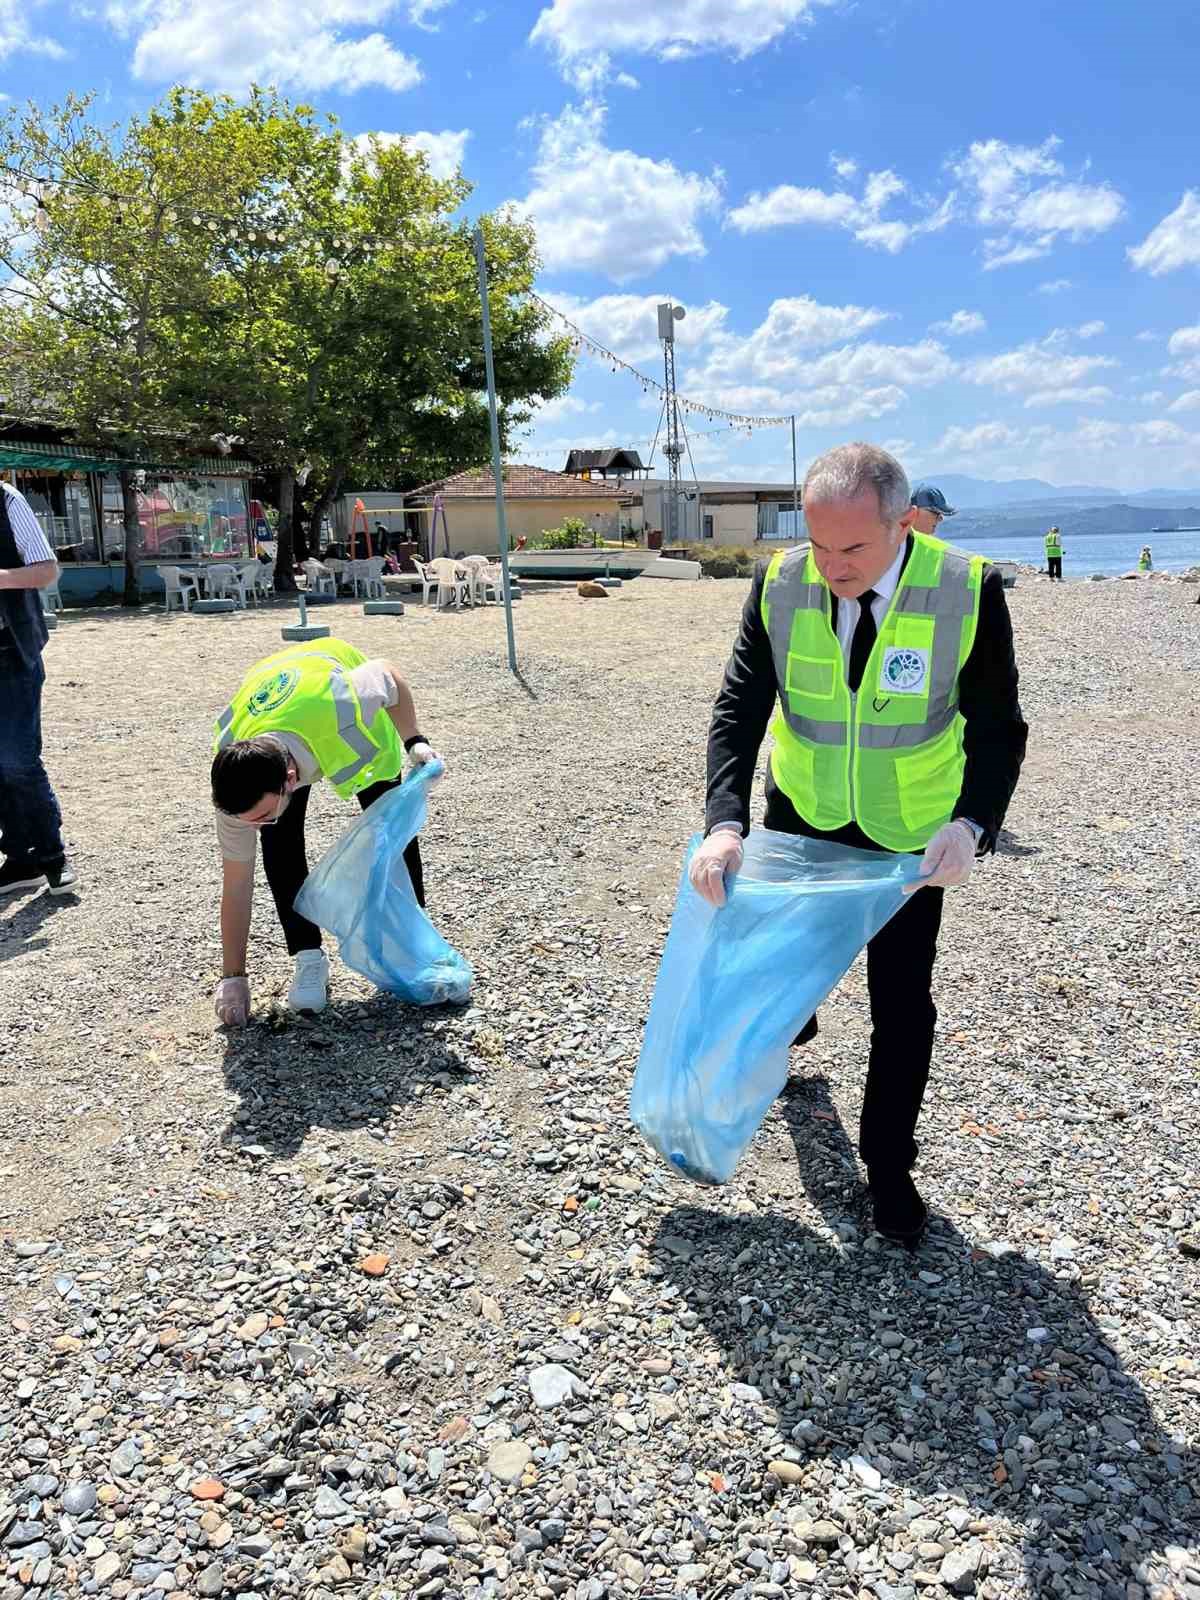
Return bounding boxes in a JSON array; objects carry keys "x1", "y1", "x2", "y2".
[
  {"x1": 691, "y1": 444, "x2": 1027, "y2": 1245},
  {"x1": 1044, "y1": 527, "x2": 1064, "y2": 581},
  {"x1": 209, "y1": 638, "x2": 440, "y2": 1024}
]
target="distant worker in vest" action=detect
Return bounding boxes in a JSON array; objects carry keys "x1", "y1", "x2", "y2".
[
  {"x1": 1138, "y1": 544, "x2": 1153, "y2": 572},
  {"x1": 210, "y1": 639, "x2": 440, "y2": 1024},
  {"x1": 909, "y1": 482, "x2": 957, "y2": 535},
  {"x1": 0, "y1": 479, "x2": 77, "y2": 898},
  {"x1": 691, "y1": 443, "x2": 1027, "y2": 1246},
  {"x1": 1044, "y1": 526, "x2": 1064, "y2": 581}
]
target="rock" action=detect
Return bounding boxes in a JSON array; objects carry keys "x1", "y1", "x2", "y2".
[
  {"x1": 381, "y1": 1487, "x2": 410, "y2": 1513},
  {"x1": 190, "y1": 1478, "x2": 226, "y2": 1501},
  {"x1": 617, "y1": 1554, "x2": 646, "y2": 1585},
  {"x1": 235, "y1": 1313, "x2": 269, "y2": 1341},
  {"x1": 109, "y1": 1441, "x2": 141, "y2": 1478},
  {"x1": 487, "y1": 1441, "x2": 532, "y2": 1483},
  {"x1": 939, "y1": 1542, "x2": 983, "y2": 1594},
  {"x1": 314, "y1": 1486, "x2": 353, "y2": 1518},
  {"x1": 767, "y1": 1460, "x2": 805, "y2": 1485},
  {"x1": 359, "y1": 1253, "x2": 390, "y2": 1276},
  {"x1": 63, "y1": 1482, "x2": 98, "y2": 1515},
  {"x1": 14, "y1": 1241, "x2": 53, "y2": 1257},
  {"x1": 338, "y1": 1528, "x2": 368, "y2": 1563},
  {"x1": 849, "y1": 1454, "x2": 882, "y2": 1490},
  {"x1": 197, "y1": 1562, "x2": 224, "y2": 1597},
  {"x1": 528, "y1": 1363, "x2": 586, "y2": 1408},
  {"x1": 94, "y1": 1552, "x2": 123, "y2": 1584},
  {"x1": 577, "y1": 581, "x2": 609, "y2": 599}
]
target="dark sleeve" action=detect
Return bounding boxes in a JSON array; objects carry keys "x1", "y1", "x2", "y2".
[
  {"x1": 952, "y1": 565, "x2": 1028, "y2": 853},
  {"x1": 704, "y1": 561, "x2": 779, "y2": 835}
]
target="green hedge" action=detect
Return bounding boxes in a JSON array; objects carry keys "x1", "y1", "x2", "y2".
[{"x1": 686, "y1": 543, "x2": 756, "y2": 578}]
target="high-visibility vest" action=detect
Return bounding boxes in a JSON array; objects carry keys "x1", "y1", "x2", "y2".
[
  {"x1": 761, "y1": 534, "x2": 984, "y2": 852},
  {"x1": 213, "y1": 638, "x2": 403, "y2": 799},
  {"x1": 1045, "y1": 532, "x2": 1063, "y2": 557},
  {"x1": 1138, "y1": 550, "x2": 1152, "y2": 570}
]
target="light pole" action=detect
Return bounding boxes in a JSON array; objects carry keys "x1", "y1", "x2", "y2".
[{"x1": 658, "y1": 301, "x2": 686, "y2": 544}]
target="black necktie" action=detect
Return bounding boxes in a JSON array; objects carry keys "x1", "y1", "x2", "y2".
[{"x1": 847, "y1": 588, "x2": 878, "y2": 694}]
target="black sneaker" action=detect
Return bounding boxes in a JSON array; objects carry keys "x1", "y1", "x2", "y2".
[
  {"x1": 44, "y1": 859, "x2": 79, "y2": 896},
  {"x1": 0, "y1": 858, "x2": 46, "y2": 896},
  {"x1": 792, "y1": 1014, "x2": 819, "y2": 1048},
  {"x1": 868, "y1": 1167, "x2": 928, "y2": 1248}
]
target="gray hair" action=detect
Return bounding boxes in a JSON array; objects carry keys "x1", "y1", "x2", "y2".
[{"x1": 802, "y1": 442, "x2": 911, "y2": 526}]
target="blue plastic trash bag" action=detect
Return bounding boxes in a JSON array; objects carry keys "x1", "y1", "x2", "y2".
[
  {"x1": 295, "y1": 762, "x2": 473, "y2": 1005},
  {"x1": 630, "y1": 828, "x2": 921, "y2": 1185}
]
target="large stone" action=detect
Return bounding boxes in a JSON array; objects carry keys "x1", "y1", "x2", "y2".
[
  {"x1": 194, "y1": 599, "x2": 236, "y2": 614},
  {"x1": 576, "y1": 581, "x2": 609, "y2": 599},
  {"x1": 939, "y1": 1542, "x2": 982, "y2": 1594},
  {"x1": 487, "y1": 1441, "x2": 532, "y2": 1483},
  {"x1": 528, "y1": 1364, "x2": 586, "y2": 1408},
  {"x1": 362, "y1": 600, "x2": 405, "y2": 616},
  {"x1": 280, "y1": 623, "x2": 331, "y2": 641}
]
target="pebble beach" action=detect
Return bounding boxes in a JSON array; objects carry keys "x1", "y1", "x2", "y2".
[{"x1": 1, "y1": 569, "x2": 1198, "y2": 1600}]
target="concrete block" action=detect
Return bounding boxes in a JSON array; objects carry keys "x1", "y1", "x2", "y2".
[
  {"x1": 281, "y1": 623, "x2": 331, "y2": 641},
  {"x1": 596, "y1": 577, "x2": 623, "y2": 588},
  {"x1": 362, "y1": 600, "x2": 405, "y2": 616},
  {"x1": 44, "y1": 611, "x2": 59, "y2": 630},
  {"x1": 302, "y1": 591, "x2": 338, "y2": 605},
  {"x1": 194, "y1": 598, "x2": 236, "y2": 614}
]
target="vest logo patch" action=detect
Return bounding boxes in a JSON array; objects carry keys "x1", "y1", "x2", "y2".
[
  {"x1": 880, "y1": 646, "x2": 929, "y2": 694},
  {"x1": 247, "y1": 668, "x2": 299, "y2": 717}
]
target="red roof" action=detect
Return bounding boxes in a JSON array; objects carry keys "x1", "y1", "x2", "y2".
[{"x1": 409, "y1": 464, "x2": 627, "y2": 501}]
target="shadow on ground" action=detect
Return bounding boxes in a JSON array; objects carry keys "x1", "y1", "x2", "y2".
[
  {"x1": 653, "y1": 1077, "x2": 1196, "y2": 1597},
  {"x1": 219, "y1": 992, "x2": 475, "y2": 1158},
  {"x1": 0, "y1": 888, "x2": 75, "y2": 966}
]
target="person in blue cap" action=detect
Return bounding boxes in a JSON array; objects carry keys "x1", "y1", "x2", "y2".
[{"x1": 910, "y1": 483, "x2": 956, "y2": 535}]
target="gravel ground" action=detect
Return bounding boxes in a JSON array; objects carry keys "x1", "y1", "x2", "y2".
[{"x1": 1, "y1": 570, "x2": 1198, "y2": 1600}]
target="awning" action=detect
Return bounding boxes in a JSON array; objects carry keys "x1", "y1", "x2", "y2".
[{"x1": 0, "y1": 439, "x2": 253, "y2": 476}]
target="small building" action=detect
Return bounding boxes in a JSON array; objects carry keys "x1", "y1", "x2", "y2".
[
  {"x1": 628, "y1": 478, "x2": 805, "y2": 547},
  {"x1": 406, "y1": 464, "x2": 628, "y2": 557},
  {"x1": 562, "y1": 448, "x2": 648, "y2": 481},
  {"x1": 0, "y1": 422, "x2": 255, "y2": 604}
]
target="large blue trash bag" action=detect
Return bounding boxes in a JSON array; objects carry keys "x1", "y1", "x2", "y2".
[
  {"x1": 630, "y1": 828, "x2": 921, "y2": 1185},
  {"x1": 295, "y1": 762, "x2": 473, "y2": 1005}
]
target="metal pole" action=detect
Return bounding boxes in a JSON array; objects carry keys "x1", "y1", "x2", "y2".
[
  {"x1": 791, "y1": 414, "x2": 800, "y2": 540},
  {"x1": 474, "y1": 224, "x2": 518, "y2": 674}
]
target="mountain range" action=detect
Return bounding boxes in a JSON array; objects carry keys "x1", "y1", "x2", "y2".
[{"x1": 910, "y1": 473, "x2": 1200, "y2": 511}]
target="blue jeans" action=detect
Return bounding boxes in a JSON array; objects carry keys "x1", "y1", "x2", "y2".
[{"x1": 0, "y1": 642, "x2": 65, "y2": 865}]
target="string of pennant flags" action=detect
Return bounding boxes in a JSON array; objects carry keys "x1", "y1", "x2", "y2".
[{"x1": 4, "y1": 162, "x2": 793, "y2": 433}]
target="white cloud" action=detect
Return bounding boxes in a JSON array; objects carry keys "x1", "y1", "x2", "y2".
[
  {"x1": 930, "y1": 309, "x2": 986, "y2": 337},
  {"x1": 831, "y1": 154, "x2": 858, "y2": 180},
  {"x1": 614, "y1": 70, "x2": 639, "y2": 88},
  {"x1": 1076, "y1": 320, "x2": 1106, "y2": 339},
  {"x1": 0, "y1": 0, "x2": 65, "y2": 58},
  {"x1": 403, "y1": 129, "x2": 470, "y2": 179},
  {"x1": 530, "y1": 0, "x2": 831, "y2": 63},
  {"x1": 409, "y1": 0, "x2": 451, "y2": 25},
  {"x1": 1137, "y1": 390, "x2": 1166, "y2": 406},
  {"x1": 926, "y1": 414, "x2": 1200, "y2": 490},
  {"x1": 531, "y1": 393, "x2": 603, "y2": 425},
  {"x1": 110, "y1": 0, "x2": 423, "y2": 93},
  {"x1": 1022, "y1": 385, "x2": 1113, "y2": 408},
  {"x1": 727, "y1": 166, "x2": 952, "y2": 254},
  {"x1": 1163, "y1": 322, "x2": 1200, "y2": 381},
  {"x1": 935, "y1": 421, "x2": 1023, "y2": 456},
  {"x1": 1132, "y1": 419, "x2": 1190, "y2": 447},
  {"x1": 967, "y1": 335, "x2": 1117, "y2": 398},
  {"x1": 509, "y1": 102, "x2": 721, "y2": 280},
  {"x1": 951, "y1": 137, "x2": 1124, "y2": 269},
  {"x1": 1135, "y1": 330, "x2": 1159, "y2": 342},
  {"x1": 1036, "y1": 278, "x2": 1073, "y2": 295},
  {"x1": 1167, "y1": 391, "x2": 1200, "y2": 414},
  {"x1": 543, "y1": 290, "x2": 730, "y2": 362},
  {"x1": 1128, "y1": 192, "x2": 1200, "y2": 276}
]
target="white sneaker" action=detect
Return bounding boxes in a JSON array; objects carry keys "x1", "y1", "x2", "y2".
[{"x1": 288, "y1": 949, "x2": 329, "y2": 1014}]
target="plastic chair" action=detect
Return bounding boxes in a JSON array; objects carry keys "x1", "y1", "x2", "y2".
[
  {"x1": 412, "y1": 559, "x2": 440, "y2": 607},
  {"x1": 41, "y1": 576, "x2": 65, "y2": 614},
  {"x1": 158, "y1": 565, "x2": 199, "y2": 613},
  {"x1": 238, "y1": 562, "x2": 263, "y2": 606},
  {"x1": 479, "y1": 562, "x2": 504, "y2": 604},
  {"x1": 252, "y1": 562, "x2": 274, "y2": 602},
  {"x1": 358, "y1": 557, "x2": 387, "y2": 599},
  {"x1": 460, "y1": 554, "x2": 489, "y2": 604},
  {"x1": 204, "y1": 563, "x2": 239, "y2": 603},
  {"x1": 303, "y1": 559, "x2": 337, "y2": 597},
  {"x1": 428, "y1": 557, "x2": 471, "y2": 610}
]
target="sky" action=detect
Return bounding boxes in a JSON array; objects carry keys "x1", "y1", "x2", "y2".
[{"x1": 4, "y1": 0, "x2": 1200, "y2": 491}]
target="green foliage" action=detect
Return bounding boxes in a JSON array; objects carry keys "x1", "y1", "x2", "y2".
[
  {"x1": 0, "y1": 87, "x2": 574, "y2": 595},
  {"x1": 533, "y1": 516, "x2": 596, "y2": 550},
  {"x1": 686, "y1": 543, "x2": 756, "y2": 577}
]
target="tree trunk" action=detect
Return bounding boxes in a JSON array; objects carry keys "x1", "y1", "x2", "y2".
[
  {"x1": 273, "y1": 469, "x2": 298, "y2": 593},
  {"x1": 120, "y1": 469, "x2": 142, "y2": 607},
  {"x1": 307, "y1": 467, "x2": 346, "y2": 557}
]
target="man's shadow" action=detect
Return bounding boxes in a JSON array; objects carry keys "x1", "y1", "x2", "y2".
[
  {"x1": 0, "y1": 889, "x2": 74, "y2": 966},
  {"x1": 219, "y1": 991, "x2": 476, "y2": 1157},
  {"x1": 653, "y1": 1078, "x2": 1196, "y2": 1596}
]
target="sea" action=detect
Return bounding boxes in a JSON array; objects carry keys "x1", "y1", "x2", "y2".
[{"x1": 950, "y1": 527, "x2": 1200, "y2": 579}]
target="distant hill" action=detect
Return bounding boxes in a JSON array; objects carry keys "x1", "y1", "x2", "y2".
[
  {"x1": 912, "y1": 472, "x2": 1200, "y2": 511},
  {"x1": 950, "y1": 502, "x2": 1200, "y2": 541}
]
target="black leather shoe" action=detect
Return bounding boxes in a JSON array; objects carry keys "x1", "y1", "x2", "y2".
[
  {"x1": 868, "y1": 1168, "x2": 928, "y2": 1248},
  {"x1": 791, "y1": 1014, "x2": 819, "y2": 1048}
]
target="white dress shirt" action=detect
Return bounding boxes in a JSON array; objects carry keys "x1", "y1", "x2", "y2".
[
  {"x1": 833, "y1": 541, "x2": 906, "y2": 682},
  {"x1": 1, "y1": 481, "x2": 56, "y2": 636}
]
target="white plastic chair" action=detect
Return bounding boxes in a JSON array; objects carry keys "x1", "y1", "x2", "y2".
[
  {"x1": 252, "y1": 562, "x2": 274, "y2": 602},
  {"x1": 303, "y1": 559, "x2": 336, "y2": 597},
  {"x1": 428, "y1": 557, "x2": 471, "y2": 610},
  {"x1": 204, "y1": 563, "x2": 240, "y2": 604},
  {"x1": 238, "y1": 561, "x2": 263, "y2": 606},
  {"x1": 460, "y1": 554, "x2": 489, "y2": 604},
  {"x1": 41, "y1": 576, "x2": 65, "y2": 614},
  {"x1": 479, "y1": 562, "x2": 504, "y2": 603},
  {"x1": 355, "y1": 556, "x2": 387, "y2": 599},
  {"x1": 158, "y1": 565, "x2": 199, "y2": 613}
]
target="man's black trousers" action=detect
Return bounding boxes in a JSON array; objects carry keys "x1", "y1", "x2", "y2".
[
  {"x1": 764, "y1": 777, "x2": 945, "y2": 1173},
  {"x1": 1048, "y1": 556, "x2": 1062, "y2": 580},
  {"x1": 260, "y1": 777, "x2": 425, "y2": 956}
]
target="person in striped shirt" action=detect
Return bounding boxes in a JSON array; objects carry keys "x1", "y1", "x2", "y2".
[{"x1": 0, "y1": 479, "x2": 77, "y2": 896}]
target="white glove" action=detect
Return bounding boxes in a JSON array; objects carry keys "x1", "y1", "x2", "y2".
[
  {"x1": 408, "y1": 741, "x2": 443, "y2": 781},
  {"x1": 215, "y1": 975, "x2": 251, "y2": 1026},
  {"x1": 688, "y1": 829, "x2": 745, "y2": 908},
  {"x1": 905, "y1": 819, "x2": 977, "y2": 895}
]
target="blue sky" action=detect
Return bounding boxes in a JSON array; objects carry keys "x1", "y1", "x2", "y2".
[{"x1": 5, "y1": 0, "x2": 1200, "y2": 489}]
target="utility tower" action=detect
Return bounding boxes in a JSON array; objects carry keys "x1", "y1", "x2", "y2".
[{"x1": 657, "y1": 301, "x2": 686, "y2": 543}]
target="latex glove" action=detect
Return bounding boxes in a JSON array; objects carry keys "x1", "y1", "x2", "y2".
[
  {"x1": 215, "y1": 975, "x2": 251, "y2": 1026},
  {"x1": 688, "y1": 829, "x2": 745, "y2": 908},
  {"x1": 905, "y1": 819, "x2": 976, "y2": 895},
  {"x1": 408, "y1": 741, "x2": 443, "y2": 782}
]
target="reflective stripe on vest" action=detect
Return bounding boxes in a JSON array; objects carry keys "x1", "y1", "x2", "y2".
[{"x1": 761, "y1": 534, "x2": 983, "y2": 850}]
